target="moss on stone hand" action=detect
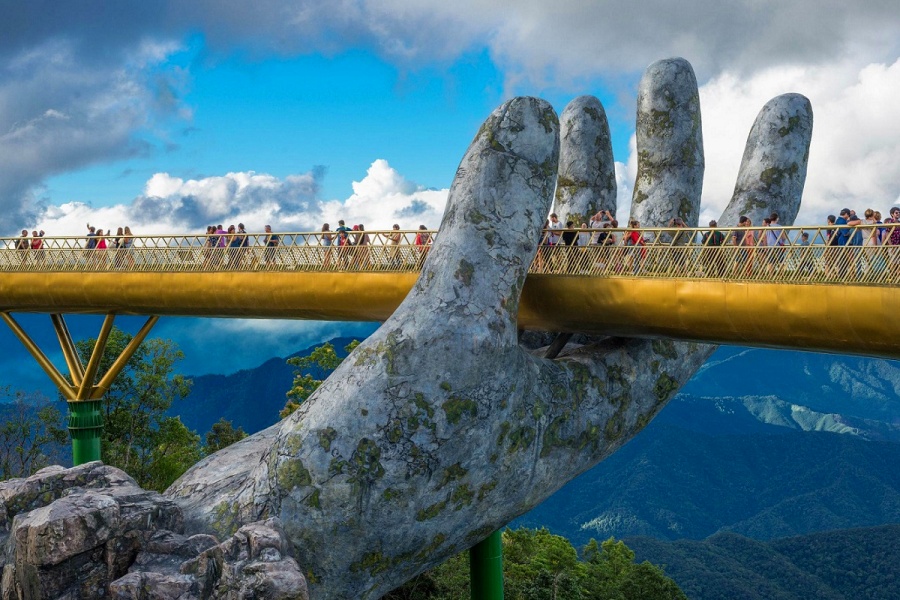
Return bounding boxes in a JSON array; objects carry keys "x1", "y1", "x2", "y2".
[
  {"x1": 652, "y1": 339, "x2": 678, "y2": 360},
  {"x1": 454, "y1": 259, "x2": 475, "y2": 286},
  {"x1": 317, "y1": 427, "x2": 337, "y2": 452},
  {"x1": 351, "y1": 551, "x2": 391, "y2": 575},
  {"x1": 778, "y1": 115, "x2": 802, "y2": 137},
  {"x1": 277, "y1": 458, "x2": 312, "y2": 490},
  {"x1": 478, "y1": 481, "x2": 497, "y2": 501},
  {"x1": 451, "y1": 483, "x2": 474, "y2": 508},
  {"x1": 654, "y1": 373, "x2": 679, "y2": 401},
  {"x1": 442, "y1": 396, "x2": 477, "y2": 424},
  {"x1": 507, "y1": 426, "x2": 535, "y2": 454},
  {"x1": 416, "y1": 500, "x2": 448, "y2": 521},
  {"x1": 348, "y1": 438, "x2": 385, "y2": 483}
]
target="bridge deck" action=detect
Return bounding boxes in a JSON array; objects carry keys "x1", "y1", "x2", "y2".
[{"x1": 2, "y1": 226, "x2": 898, "y2": 359}]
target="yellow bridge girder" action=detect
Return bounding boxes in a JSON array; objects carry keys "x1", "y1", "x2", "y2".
[{"x1": 0, "y1": 271, "x2": 896, "y2": 360}]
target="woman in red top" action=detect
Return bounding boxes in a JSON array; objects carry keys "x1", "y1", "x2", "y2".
[
  {"x1": 625, "y1": 220, "x2": 646, "y2": 273},
  {"x1": 414, "y1": 225, "x2": 431, "y2": 269},
  {"x1": 29, "y1": 230, "x2": 44, "y2": 265}
]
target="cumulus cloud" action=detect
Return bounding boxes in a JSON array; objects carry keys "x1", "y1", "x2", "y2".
[
  {"x1": 319, "y1": 159, "x2": 447, "y2": 231},
  {"x1": 20, "y1": 159, "x2": 447, "y2": 236},
  {"x1": 695, "y1": 57, "x2": 900, "y2": 224}
]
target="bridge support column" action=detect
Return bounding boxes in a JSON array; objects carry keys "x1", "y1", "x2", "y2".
[
  {"x1": 1, "y1": 312, "x2": 159, "y2": 466},
  {"x1": 68, "y1": 400, "x2": 104, "y2": 464},
  {"x1": 470, "y1": 529, "x2": 504, "y2": 600}
]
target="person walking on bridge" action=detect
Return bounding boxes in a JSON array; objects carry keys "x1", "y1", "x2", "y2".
[
  {"x1": 264, "y1": 225, "x2": 279, "y2": 268},
  {"x1": 885, "y1": 207, "x2": 900, "y2": 272},
  {"x1": 701, "y1": 220, "x2": 725, "y2": 276},
  {"x1": 764, "y1": 212, "x2": 786, "y2": 276},
  {"x1": 834, "y1": 208, "x2": 861, "y2": 277},
  {"x1": 15, "y1": 230, "x2": 29, "y2": 264},
  {"x1": 732, "y1": 216, "x2": 755, "y2": 277}
]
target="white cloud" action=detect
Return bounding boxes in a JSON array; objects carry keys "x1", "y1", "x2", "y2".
[
  {"x1": 695, "y1": 57, "x2": 900, "y2": 224},
  {"x1": 319, "y1": 159, "x2": 447, "y2": 231},
  {"x1": 21, "y1": 159, "x2": 448, "y2": 237}
]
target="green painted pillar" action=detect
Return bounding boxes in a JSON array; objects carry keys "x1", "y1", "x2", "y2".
[
  {"x1": 470, "y1": 530, "x2": 504, "y2": 600},
  {"x1": 68, "y1": 400, "x2": 103, "y2": 465}
]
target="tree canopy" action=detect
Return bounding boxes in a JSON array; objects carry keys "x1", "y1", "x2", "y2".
[
  {"x1": 385, "y1": 528, "x2": 687, "y2": 600},
  {"x1": 0, "y1": 387, "x2": 67, "y2": 481},
  {"x1": 281, "y1": 339, "x2": 360, "y2": 418},
  {"x1": 76, "y1": 327, "x2": 198, "y2": 491}
]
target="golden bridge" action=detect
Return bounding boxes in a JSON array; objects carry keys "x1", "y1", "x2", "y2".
[{"x1": 2, "y1": 224, "x2": 898, "y2": 366}]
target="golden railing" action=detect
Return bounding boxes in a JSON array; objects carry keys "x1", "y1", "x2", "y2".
[{"x1": 1, "y1": 225, "x2": 898, "y2": 286}]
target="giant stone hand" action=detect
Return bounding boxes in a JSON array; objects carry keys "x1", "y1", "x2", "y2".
[{"x1": 166, "y1": 58, "x2": 813, "y2": 598}]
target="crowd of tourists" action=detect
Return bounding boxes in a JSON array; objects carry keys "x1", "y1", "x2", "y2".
[
  {"x1": 533, "y1": 206, "x2": 899, "y2": 277},
  {"x1": 8, "y1": 207, "x2": 899, "y2": 277},
  {"x1": 7, "y1": 220, "x2": 435, "y2": 270}
]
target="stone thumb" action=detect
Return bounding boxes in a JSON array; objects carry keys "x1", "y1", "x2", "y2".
[{"x1": 396, "y1": 97, "x2": 560, "y2": 347}]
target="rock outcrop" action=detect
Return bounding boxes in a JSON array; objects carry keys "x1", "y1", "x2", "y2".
[{"x1": 0, "y1": 464, "x2": 307, "y2": 600}]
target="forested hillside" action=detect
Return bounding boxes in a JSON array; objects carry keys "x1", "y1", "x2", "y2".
[{"x1": 627, "y1": 524, "x2": 900, "y2": 600}]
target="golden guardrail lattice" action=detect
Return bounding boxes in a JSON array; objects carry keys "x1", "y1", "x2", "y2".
[{"x1": 1, "y1": 225, "x2": 898, "y2": 286}]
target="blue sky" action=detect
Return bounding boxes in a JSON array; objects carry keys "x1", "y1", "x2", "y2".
[{"x1": 2, "y1": 1, "x2": 900, "y2": 393}]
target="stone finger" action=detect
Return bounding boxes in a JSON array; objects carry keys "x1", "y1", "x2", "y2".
[
  {"x1": 396, "y1": 96, "x2": 560, "y2": 349},
  {"x1": 554, "y1": 95, "x2": 616, "y2": 225},
  {"x1": 718, "y1": 93, "x2": 813, "y2": 227},
  {"x1": 630, "y1": 57, "x2": 704, "y2": 227}
]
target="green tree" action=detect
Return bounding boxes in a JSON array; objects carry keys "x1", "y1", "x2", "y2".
[
  {"x1": 281, "y1": 340, "x2": 360, "y2": 418},
  {"x1": 384, "y1": 528, "x2": 686, "y2": 600},
  {"x1": 146, "y1": 417, "x2": 202, "y2": 491},
  {"x1": 581, "y1": 538, "x2": 686, "y2": 600},
  {"x1": 76, "y1": 327, "x2": 197, "y2": 491},
  {"x1": 504, "y1": 528, "x2": 584, "y2": 600},
  {"x1": 0, "y1": 387, "x2": 68, "y2": 480},
  {"x1": 204, "y1": 417, "x2": 247, "y2": 454}
]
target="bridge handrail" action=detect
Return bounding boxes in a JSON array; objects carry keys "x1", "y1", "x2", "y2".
[{"x1": 1, "y1": 224, "x2": 897, "y2": 286}]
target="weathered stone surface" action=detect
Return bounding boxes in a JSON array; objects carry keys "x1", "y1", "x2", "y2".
[
  {"x1": 719, "y1": 93, "x2": 813, "y2": 227},
  {"x1": 554, "y1": 95, "x2": 616, "y2": 225},
  {"x1": 109, "y1": 571, "x2": 197, "y2": 600},
  {"x1": 129, "y1": 530, "x2": 218, "y2": 577},
  {"x1": 631, "y1": 57, "x2": 704, "y2": 228},
  {"x1": 166, "y1": 425, "x2": 279, "y2": 539},
  {"x1": 0, "y1": 463, "x2": 182, "y2": 600},
  {"x1": 0, "y1": 462, "x2": 308, "y2": 599},
  {"x1": 0, "y1": 463, "x2": 136, "y2": 533},
  {"x1": 162, "y1": 60, "x2": 813, "y2": 598},
  {"x1": 177, "y1": 519, "x2": 307, "y2": 600}
]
